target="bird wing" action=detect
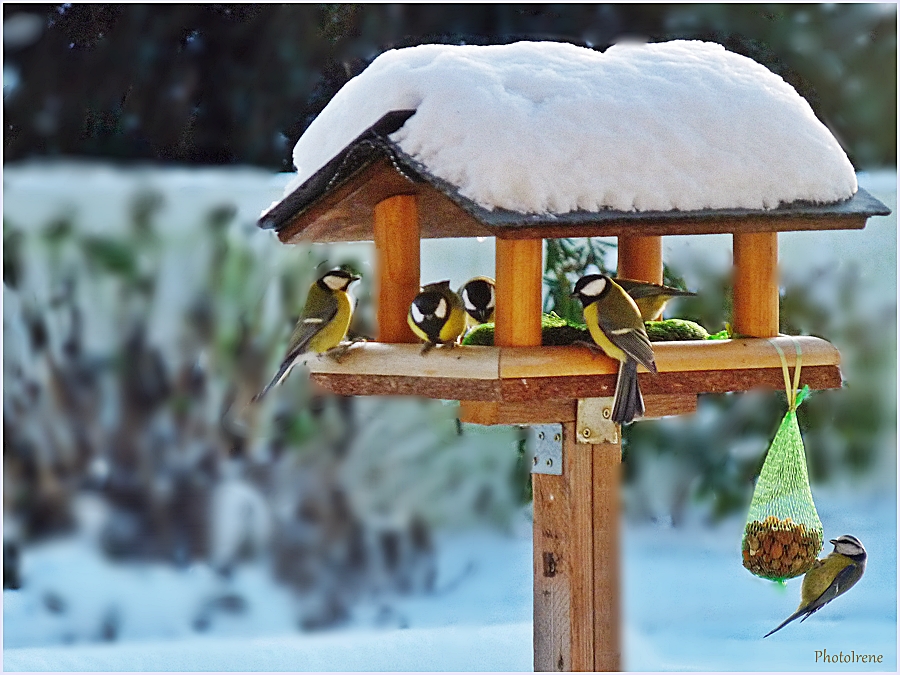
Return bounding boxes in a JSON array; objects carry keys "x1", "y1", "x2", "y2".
[
  {"x1": 286, "y1": 291, "x2": 340, "y2": 355},
  {"x1": 252, "y1": 291, "x2": 339, "y2": 402},
  {"x1": 800, "y1": 562, "x2": 863, "y2": 620},
  {"x1": 614, "y1": 278, "x2": 696, "y2": 299},
  {"x1": 596, "y1": 309, "x2": 657, "y2": 373}
]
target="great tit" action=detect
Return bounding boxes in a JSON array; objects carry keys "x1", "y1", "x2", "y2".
[
  {"x1": 408, "y1": 280, "x2": 467, "y2": 354},
  {"x1": 764, "y1": 534, "x2": 867, "y2": 638},
  {"x1": 572, "y1": 274, "x2": 658, "y2": 424},
  {"x1": 613, "y1": 277, "x2": 698, "y2": 321},
  {"x1": 254, "y1": 269, "x2": 359, "y2": 401},
  {"x1": 459, "y1": 276, "x2": 496, "y2": 327}
]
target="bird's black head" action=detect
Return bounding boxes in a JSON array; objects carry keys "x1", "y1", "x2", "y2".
[
  {"x1": 461, "y1": 277, "x2": 495, "y2": 323},
  {"x1": 410, "y1": 290, "x2": 449, "y2": 342},
  {"x1": 571, "y1": 274, "x2": 611, "y2": 306},
  {"x1": 318, "y1": 269, "x2": 360, "y2": 292}
]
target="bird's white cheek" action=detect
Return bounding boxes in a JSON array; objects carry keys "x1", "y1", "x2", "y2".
[
  {"x1": 581, "y1": 278, "x2": 607, "y2": 297},
  {"x1": 435, "y1": 298, "x2": 447, "y2": 319},
  {"x1": 410, "y1": 305, "x2": 425, "y2": 323},
  {"x1": 462, "y1": 289, "x2": 477, "y2": 312}
]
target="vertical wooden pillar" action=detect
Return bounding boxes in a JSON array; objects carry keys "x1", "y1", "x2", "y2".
[
  {"x1": 494, "y1": 238, "x2": 543, "y2": 347},
  {"x1": 533, "y1": 425, "x2": 621, "y2": 672},
  {"x1": 732, "y1": 232, "x2": 779, "y2": 337},
  {"x1": 592, "y1": 439, "x2": 621, "y2": 671},
  {"x1": 374, "y1": 195, "x2": 419, "y2": 343},
  {"x1": 617, "y1": 235, "x2": 662, "y2": 283}
]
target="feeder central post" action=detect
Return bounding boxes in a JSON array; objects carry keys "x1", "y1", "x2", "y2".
[
  {"x1": 618, "y1": 235, "x2": 663, "y2": 283},
  {"x1": 733, "y1": 232, "x2": 779, "y2": 337},
  {"x1": 533, "y1": 424, "x2": 622, "y2": 672},
  {"x1": 374, "y1": 194, "x2": 420, "y2": 343}
]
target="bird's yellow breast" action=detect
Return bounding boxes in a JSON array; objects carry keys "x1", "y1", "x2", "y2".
[
  {"x1": 439, "y1": 305, "x2": 467, "y2": 343},
  {"x1": 583, "y1": 301, "x2": 626, "y2": 361},
  {"x1": 308, "y1": 291, "x2": 352, "y2": 353}
]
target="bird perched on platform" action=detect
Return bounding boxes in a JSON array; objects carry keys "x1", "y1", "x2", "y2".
[
  {"x1": 571, "y1": 274, "x2": 657, "y2": 424},
  {"x1": 408, "y1": 280, "x2": 467, "y2": 354},
  {"x1": 253, "y1": 269, "x2": 359, "y2": 401},
  {"x1": 613, "y1": 277, "x2": 697, "y2": 321},
  {"x1": 458, "y1": 276, "x2": 496, "y2": 327},
  {"x1": 764, "y1": 534, "x2": 867, "y2": 638}
]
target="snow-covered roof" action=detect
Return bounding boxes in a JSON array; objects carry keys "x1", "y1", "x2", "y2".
[{"x1": 260, "y1": 40, "x2": 888, "y2": 241}]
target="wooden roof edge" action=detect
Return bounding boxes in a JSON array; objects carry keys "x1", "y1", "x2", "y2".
[{"x1": 258, "y1": 110, "x2": 418, "y2": 232}]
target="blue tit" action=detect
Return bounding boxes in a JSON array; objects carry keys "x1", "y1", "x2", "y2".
[
  {"x1": 613, "y1": 277, "x2": 697, "y2": 321},
  {"x1": 254, "y1": 269, "x2": 359, "y2": 401},
  {"x1": 572, "y1": 274, "x2": 658, "y2": 425},
  {"x1": 408, "y1": 280, "x2": 467, "y2": 354},
  {"x1": 765, "y1": 535, "x2": 867, "y2": 638},
  {"x1": 458, "y1": 276, "x2": 496, "y2": 327}
]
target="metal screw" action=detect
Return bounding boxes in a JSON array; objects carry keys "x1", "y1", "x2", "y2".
[
  {"x1": 582, "y1": 427, "x2": 591, "y2": 438},
  {"x1": 602, "y1": 408, "x2": 612, "y2": 420},
  {"x1": 554, "y1": 433, "x2": 561, "y2": 442},
  {"x1": 545, "y1": 458, "x2": 553, "y2": 468},
  {"x1": 532, "y1": 455, "x2": 538, "y2": 466},
  {"x1": 538, "y1": 431, "x2": 545, "y2": 440}
]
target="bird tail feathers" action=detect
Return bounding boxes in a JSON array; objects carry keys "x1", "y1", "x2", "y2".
[
  {"x1": 252, "y1": 357, "x2": 296, "y2": 403},
  {"x1": 764, "y1": 609, "x2": 807, "y2": 638},
  {"x1": 612, "y1": 359, "x2": 644, "y2": 424}
]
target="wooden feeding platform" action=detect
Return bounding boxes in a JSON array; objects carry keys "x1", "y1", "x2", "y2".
[{"x1": 258, "y1": 111, "x2": 889, "y2": 671}]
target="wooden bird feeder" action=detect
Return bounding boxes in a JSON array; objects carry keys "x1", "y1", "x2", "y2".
[{"x1": 258, "y1": 110, "x2": 889, "y2": 671}]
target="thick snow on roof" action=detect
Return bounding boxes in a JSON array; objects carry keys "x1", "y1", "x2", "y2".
[{"x1": 287, "y1": 40, "x2": 857, "y2": 214}]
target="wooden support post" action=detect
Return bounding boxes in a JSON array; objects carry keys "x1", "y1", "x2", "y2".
[
  {"x1": 533, "y1": 424, "x2": 621, "y2": 671},
  {"x1": 733, "y1": 232, "x2": 779, "y2": 337},
  {"x1": 495, "y1": 238, "x2": 543, "y2": 347},
  {"x1": 592, "y1": 437, "x2": 621, "y2": 671},
  {"x1": 374, "y1": 194, "x2": 419, "y2": 343},
  {"x1": 617, "y1": 235, "x2": 662, "y2": 283}
]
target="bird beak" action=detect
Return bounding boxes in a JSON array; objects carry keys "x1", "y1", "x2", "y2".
[
  {"x1": 829, "y1": 539, "x2": 838, "y2": 545},
  {"x1": 350, "y1": 275, "x2": 361, "y2": 282},
  {"x1": 569, "y1": 291, "x2": 578, "y2": 298}
]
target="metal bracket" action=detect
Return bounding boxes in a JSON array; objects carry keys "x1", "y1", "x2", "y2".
[
  {"x1": 577, "y1": 397, "x2": 619, "y2": 444},
  {"x1": 529, "y1": 424, "x2": 563, "y2": 475}
]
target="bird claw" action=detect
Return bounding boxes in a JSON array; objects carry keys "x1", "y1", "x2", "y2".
[
  {"x1": 325, "y1": 338, "x2": 362, "y2": 363},
  {"x1": 573, "y1": 339, "x2": 604, "y2": 356},
  {"x1": 420, "y1": 342, "x2": 436, "y2": 356}
]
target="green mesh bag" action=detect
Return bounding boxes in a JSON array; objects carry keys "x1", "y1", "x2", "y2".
[{"x1": 741, "y1": 342, "x2": 823, "y2": 582}]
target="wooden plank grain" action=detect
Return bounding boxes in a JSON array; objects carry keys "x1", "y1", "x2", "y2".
[
  {"x1": 592, "y1": 441, "x2": 622, "y2": 671},
  {"x1": 533, "y1": 422, "x2": 596, "y2": 672},
  {"x1": 566, "y1": 424, "x2": 596, "y2": 671},
  {"x1": 499, "y1": 365, "x2": 841, "y2": 402},
  {"x1": 499, "y1": 336, "x2": 840, "y2": 379}
]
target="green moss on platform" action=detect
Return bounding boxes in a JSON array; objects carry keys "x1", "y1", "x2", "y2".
[{"x1": 461, "y1": 313, "x2": 710, "y2": 346}]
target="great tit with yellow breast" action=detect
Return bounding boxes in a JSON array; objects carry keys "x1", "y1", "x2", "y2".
[
  {"x1": 254, "y1": 269, "x2": 359, "y2": 401},
  {"x1": 572, "y1": 274, "x2": 658, "y2": 424},
  {"x1": 459, "y1": 276, "x2": 496, "y2": 327},
  {"x1": 408, "y1": 280, "x2": 467, "y2": 354},
  {"x1": 764, "y1": 534, "x2": 867, "y2": 638},
  {"x1": 613, "y1": 277, "x2": 698, "y2": 321}
]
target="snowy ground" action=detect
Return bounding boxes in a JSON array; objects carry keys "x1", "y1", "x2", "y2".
[{"x1": 4, "y1": 492, "x2": 895, "y2": 671}]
